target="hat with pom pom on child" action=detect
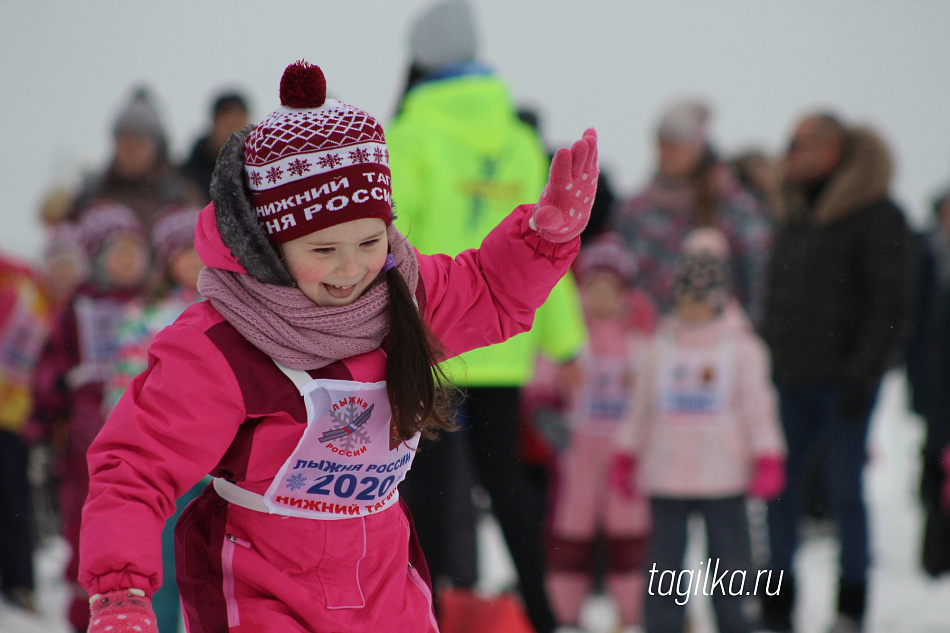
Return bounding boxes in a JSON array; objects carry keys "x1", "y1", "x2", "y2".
[
  {"x1": 243, "y1": 60, "x2": 393, "y2": 244},
  {"x1": 151, "y1": 205, "x2": 201, "y2": 266},
  {"x1": 575, "y1": 233, "x2": 638, "y2": 286},
  {"x1": 77, "y1": 201, "x2": 147, "y2": 259}
]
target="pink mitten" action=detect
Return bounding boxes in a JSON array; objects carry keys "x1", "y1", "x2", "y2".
[
  {"x1": 530, "y1": 128, "x2": 599, "y2": 243},
  {"x1": 749, "y1": 455, "x2": 786, "y2": 500},
  {"x1": 609, "y1": 452, "x2": 638, "y2": 500},
  {"x1": 88, "y1": 588, "x2": 158, "y2": 633}
]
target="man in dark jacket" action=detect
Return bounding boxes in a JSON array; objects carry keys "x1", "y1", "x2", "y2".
[
  {"x1": 180, "y1": 91, "x2": 250, "y2": 204},
  {"x1": 761, "y1": 113, "x2": 914, "y2": 633}
]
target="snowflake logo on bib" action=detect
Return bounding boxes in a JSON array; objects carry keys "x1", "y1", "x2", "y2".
[{"x1": 319, "y1": 397, "x2": 374, "y2": 451}]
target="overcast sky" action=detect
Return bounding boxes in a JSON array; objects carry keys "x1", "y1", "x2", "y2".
[{"x1": 2, "y1": 1, "x2": 949, "y2": 262}]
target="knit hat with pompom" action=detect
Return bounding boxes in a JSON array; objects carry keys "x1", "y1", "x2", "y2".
[
  {"x1": 77, "y1": 201, "x2": 147, "y2": 258},
  {"x1": 575, "y1": 233, "x2": 638, "y2": 286},
  {"x1": 243, "y1": 60, "x2": 392, "y2": 244},
  {"x1": 151, "y1": 204, "x2": 201, "y2": 266}
]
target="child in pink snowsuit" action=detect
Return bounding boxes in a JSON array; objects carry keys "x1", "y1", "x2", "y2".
[
  {"x1": 78, "y1": 60, "x2": 600, "y2": 633},
  {"x1": 612, "y1": 228, "x2": 786, "y2": 633},
  {"x1": 32, "y1": 202, "x2": 152, "y2": 633},
  {"x1": 544, "y1": 235, "x2": 654, "y2": 632}
]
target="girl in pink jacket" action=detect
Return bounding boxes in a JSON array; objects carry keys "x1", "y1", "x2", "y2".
[
  {"x1": 612, "y1": 228, "x2": 786, "y2": 633},
  {"x1": 543, "y1": 235, "x2": 654, "y2": 633},
  {"x1": 78, "y1": 60, "x2": 599, "y2": 633},
  {"x1": 32, "y1": 202, "x2": 152, "y2": 633}
]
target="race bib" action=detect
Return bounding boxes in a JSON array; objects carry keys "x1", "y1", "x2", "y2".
[
  {"x1": 655, "y1": 335, "x2": 735, "y2": 421},
  {"x1": 264, "y1": 378, "x2": 418, "y2": 520}
]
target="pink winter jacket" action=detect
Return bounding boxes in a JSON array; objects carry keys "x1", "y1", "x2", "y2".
[
  {"x1": 616, "y1": 302, "x2": 785, "y2": 498},
  {"x1": 79, "y1": 202, "x2": 578, "y2": 598}
]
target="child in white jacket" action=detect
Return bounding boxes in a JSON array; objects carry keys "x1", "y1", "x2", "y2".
[{"x1": 612, "y1": 228, "x2": 786, "y2": 633}]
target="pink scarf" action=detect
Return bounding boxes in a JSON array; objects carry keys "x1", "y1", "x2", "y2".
[{"x1": 197, "y1": 225, "x2": 418, "y2": 370}]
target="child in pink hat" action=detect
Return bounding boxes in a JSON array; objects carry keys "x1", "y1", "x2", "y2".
[
  {"x1": 542, "y1": 234, "x2": 654, "y2": 633},
  {"x1": 32, "y1": 201, "x2": 151, "y2": 632}
]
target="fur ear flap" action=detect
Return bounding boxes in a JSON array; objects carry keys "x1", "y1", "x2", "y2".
[{"x1": 209, "y1": 126, "x2": 295, "y2": 286}]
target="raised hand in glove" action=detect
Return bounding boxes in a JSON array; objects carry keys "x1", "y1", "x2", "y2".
[
  {"x1": 748, "y1": 455, "x2": 786, "y2": 500},
  {"x1": 529, "y1": 128, "x2": 599, "y2": 243},
  {"x1": 88, "y1": 588, "x2": 158, "y2": 633}
]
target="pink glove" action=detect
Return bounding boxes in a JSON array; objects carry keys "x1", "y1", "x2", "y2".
[
  {"x1": 748, "y1": 455, "x2": 786, "y2": 500},
  {"x1": 530, "y1": 128, "x2": 600, "y2": 243},
  {"x1": 88, "y1": 588, "x2": 158, "y2": 633},
  {"x1": 940, "y1": 446, "x2": 950, "y2": 513},
  {"x1": 609, "y1": 453, "x2": 638, "y2": 500}
]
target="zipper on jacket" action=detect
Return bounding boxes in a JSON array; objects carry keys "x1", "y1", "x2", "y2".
[
  {"x1": 407, "y1": 563, "x2": 439, "y2": 633},
  {"x1": 222, "y1": 534, "x2": 251, "y2": 628}
]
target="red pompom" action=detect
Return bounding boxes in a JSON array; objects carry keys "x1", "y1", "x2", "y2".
[{"x1": 279, "y1": 60, "x2": 327, "y2": 108}]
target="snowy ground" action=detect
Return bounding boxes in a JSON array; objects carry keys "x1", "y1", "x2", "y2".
[{"x1": 3, "y1": 371, "x2": 950, "y2": 632}]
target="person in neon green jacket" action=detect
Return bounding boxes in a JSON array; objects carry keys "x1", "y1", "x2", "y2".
[
  {"x1": 389, "y1": 75, "x2": 586, "y2": 385},
  {"x1": 387, "y1": 4, "x2": 586, "y2": 633}
]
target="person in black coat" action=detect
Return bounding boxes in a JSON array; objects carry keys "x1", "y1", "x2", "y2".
[
  {"x1": 760, "y1": 112, "x2": 915, "y2": 633},
  {"x1": 179, "y1": 91, "x2": 250, "y2": 204}
]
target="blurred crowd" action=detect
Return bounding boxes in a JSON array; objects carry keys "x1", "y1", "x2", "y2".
[{"x1": 0, "y1": 2, "x2": 948, "y2": 633}]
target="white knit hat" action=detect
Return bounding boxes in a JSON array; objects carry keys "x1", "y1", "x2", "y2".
[{"x1": 657, "y1": 100, "x2": 711, "y2": 146}]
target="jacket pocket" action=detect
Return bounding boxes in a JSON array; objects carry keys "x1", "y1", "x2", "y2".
[{"x1": 222, "y1": 533, "x2": 252, "y2": 628}]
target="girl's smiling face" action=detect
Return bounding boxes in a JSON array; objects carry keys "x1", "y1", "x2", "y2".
[{"x1": 278, "y1": 218, "x2": 388, "y2": 307}]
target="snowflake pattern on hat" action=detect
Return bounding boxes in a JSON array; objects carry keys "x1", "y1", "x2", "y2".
[
  {"x1": 245, "y1": 101, "x2": 389, "y2": 192},
  {"x1": 243, "y1": 62, "x2": 394, "y2": 244}
]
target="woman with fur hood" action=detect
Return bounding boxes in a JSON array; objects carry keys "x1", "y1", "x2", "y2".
[
  {"x1": 760, "y1": 113, "x2": 915, "y2": 633},
  {"x1": 76, "y1": 60, "x2": 599, "y2": 633}
]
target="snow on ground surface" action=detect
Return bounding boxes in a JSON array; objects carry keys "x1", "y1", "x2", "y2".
[{"x1": 2, "y1": 372, "x2": 950, "y2": 632}]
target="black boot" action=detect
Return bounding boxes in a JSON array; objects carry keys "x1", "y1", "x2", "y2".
[
  {"x1": 837, "y1": 579, "x2": 865, "y2": 619},
  {"x1": 760, "y1": 577, "x2": 795, "y2": 632}
]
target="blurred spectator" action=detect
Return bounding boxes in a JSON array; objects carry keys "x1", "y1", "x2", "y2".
[
  {"x1": 917, "y1": 236, "x2": 950, "y2": 577},
  {"x1": 70, "y1": 87, "x2": 203, "y2": 227},
  {"x1": 37, "y1": 184, "x2": 76, "y2": 229},
  {"x1": 0, "y1": 253, "x2": 51, "y2": 614},
  {"x1": 905, "y1": 188, "x2": 950, "y2": 418},
  {"x1": 609, "y1": 99, "x2": 772, "y2": 326},
  {"x1": 386, "y1": 2, "x2": 586, "y2": 632},
  {"x1": 760, "y1": 113, "x2": 915, "y2": 633},
  {"x1": 909, "y1": 186, "x2": 950, "y2": 578},
  {"x1": 35, "y1": 186, "x2": 90, "y2": 313},
  {"x1": 517, "y1": 105, "x2": 616, "y2": 245},
  {"x1": 32, "y1": 202, "x2": 151, "y2": 633},
  {"x1": 102, "y1": 204, "x2": 204, "y2": 633},
  {"x1": 39, "y1": 224, "x2": 89, "y2": 315},
  {"x1": 180, "y1": 90, "x2": 250, "y2": 203},
  {"x1": 613, "y1": 228, "x2": 786, "y2": 633},
  {"x1": 542, "y1": 236, "x2": 653, "y2": 633},
  {"x1": 730, "y1": 147, "x2": 782, "y2": 215}
]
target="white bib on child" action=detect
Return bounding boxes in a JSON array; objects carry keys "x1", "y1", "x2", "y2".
[
  {"x1": 654, "y1": 334, "x2": 736, "y2": 423},
  {"x1": 573, "y1": 351, "x2": 634, "y2": 437},
  {"x1": 261, "y1": 362, "x2": 419, "y2": 520}
]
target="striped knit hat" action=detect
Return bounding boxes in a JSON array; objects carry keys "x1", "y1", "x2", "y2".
[
  {"x1": 576, "y1": 233, "x2": 638, "y2": 286},
  {"x1": 151, "y1": 205, "x2": 201, "y2": 265},
  {"x1": 244, "y1": 61, "x2": 392, "y2": 244},
  {"x1": 77, "y1": 201, "x2": 147, "y2": 258}
]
